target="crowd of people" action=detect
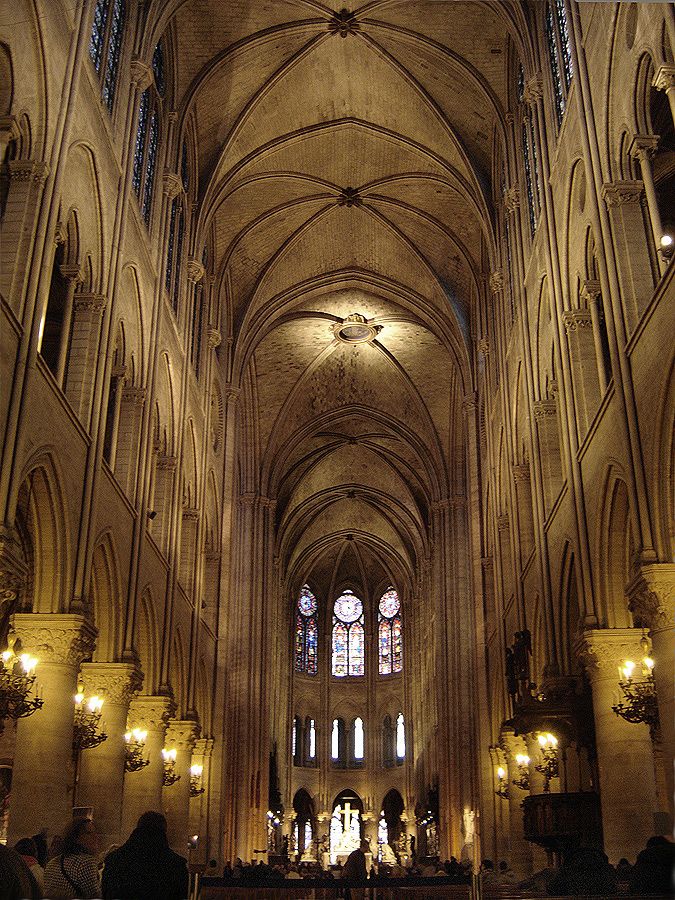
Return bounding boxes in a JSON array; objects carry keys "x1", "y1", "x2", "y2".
[
  {"x1": 0, "y1": 811, "x2": 188, "y2": 899},
  {"x1": 1, "y1": 821, "x2": 672, "y2": 898}
]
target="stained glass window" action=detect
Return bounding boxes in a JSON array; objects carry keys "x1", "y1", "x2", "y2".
[
  {"x1": 378, "y1": 587, "x2": 402, "y2": 674},
  {"x1": 546, "y1": 3, "x2": 566, "y2": 126},
  {"x1": 332, "y1": 590, "x2": 364, "y2": 676},
  {"x1": 555, "y1": 0, "x2": 573, "y2": 89},
  {"x1": 396, "y1": 713, "x2": 405, "y2": 759},
  {"x1": 181, "y1": 140, "x2": 189, "y2": 192},
  {"x1": 353, "y1": 717, "x2": 364, "y2": 760},
  {"x1": 132, "y1": 90, "x2": 149, "y2": 197},
  {"x1": 295, "y1": 585, "x2": 318, "y2": 675},
  {"x1": 165, "y1": 198, "x2": 178, "y2": 292},
  {"x1": 141, "y1": 110, "x2": 158, "y2": 226},
  {"x1": 89, "y1": 0, "x2": 126, "y2": 113},
  {"x1": 172, "y1": 204, "x2": 184, "y2": 304},
  {"x1": 152, "y1": 42, "x2": 165, "y2": 95},
  {"x1": 522, "y1": 123, "x2": 536, "y2": 236}
]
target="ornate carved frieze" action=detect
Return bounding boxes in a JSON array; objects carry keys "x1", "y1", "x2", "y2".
[
  {"x1": 74, "y1": 293, "x2": 107, "y2": 314},
  {"x1": 207, "y1": 327, "x2": 222, "y2": 348},
  {"x1": 80, "y1": 661, "x2": 143, "y2": 706},
  {"x1": 127, "y1": 694, "x2": 175, "y2": 732},
  {"x1": 489, "y1": 271, "x2": 504, "y2": 294},
  {"x1": 477, "y1": 337, "x2": 489, "y2": 356},
  {"x1": 8, "y1": 160, "x2": 50, "y2": 184},
  {"x1": 601, "y1": 180, "x2": 644, "y2": 208},
  {"x1": 165, "y1": 718, "x2": 200, "y2": 752},
  {"x1": 533, "y1": 399, "x2": 557, "y2": 419},
  {"x1": 504, "y1": 187, "x2": 520, "y2": 213},
  {"x1": 653, "y1": 64, "x2": 675, "y2": 94},
  {"x1": 186, "y1": 259, "x2": 205, "y2": 284},
  {"x1": 575, "y1": 628, "x2": 651, "y2": 677},
  {"x1": 9, "y1": 613, "x2": 97, "y2": 668},
  {"x1": 562, "y1": 310, "x2": 593, "y2": 333},
  {"x1": 626, "y1": 564, "x2": 675, "y2": 633},
  {"x1": 162, "y1": 171, "x2": 183, "y2": 200},
  {"x1": 523, "y1": 74, "x2": 544, "y2": 106}
]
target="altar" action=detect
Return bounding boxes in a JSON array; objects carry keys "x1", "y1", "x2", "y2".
[{"x1": 329, "y1": 798, "x2": 366, "y2": 866}]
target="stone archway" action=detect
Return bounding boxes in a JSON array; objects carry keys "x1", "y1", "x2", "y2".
[{"x1": 329, "y1": 789, "x2": 364, "y2": 865}]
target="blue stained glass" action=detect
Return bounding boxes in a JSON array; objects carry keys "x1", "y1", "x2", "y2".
[
  {"x1": 298, "y1": 585, "x2": 317, "y2": 616},
  {"x1": 547, "y1": 4, "x2": 565, "y2": 125},
  {"x1": 530, "y1": 119, "x2": 541, "y2": 212},
  {"x1": 142, "y1": 110, "x2": 158, "y2": 226},
  {"x1": 517, "y1": 64, "x2": 525, "y2": 104},
  {"x1": 89, "y1": 0, "x2": 109, "y2": 74},
  {"x1": 102, "y1": 0, "x2": 125, "y2": 111},
  {"x1": 165, "y1": 197, "x2": 178, "y2": 292},
  {"x1": 392, "y1": 617, "x2": 402, "y2": 673},
  {"x1": 334, "y1": 591, "x2": 362, "y2": 623},
  {"x1": 181, "y1": 140, "x2": 189, "y2": 191},
  {"x1": 153, "y1": 42, "x2": 165, "y2": 96},
  {"x1": 379, "y1": 619, "x2": 391, "y2": 675},
  {"x1": 555, "y1": 0, "x2": 573, "y2": 89},
  {"x1": 349, "y1": 622, "x2": 364, "y2": 676},
  {"x1": 295, "y1": 614, "x2": 304, "y2": 672},
  {"x1": 172, "y1": 206, "x2": 184, "y2": 304},
  {"x1": 379, "y1": 587, "x2": 400, "y2": 618},
  {"x1": 132, "y1": 90, "x2": 149, "y2": 197},
  {"x1": 306, "y1": 618, "x2": 317, "y2": 675},
  {"x1": 522, "y1": 123, "x2": 536, "y2": 236},
  {"x1": 332, "y1": 622, "x2": 348, "y2": 676}
]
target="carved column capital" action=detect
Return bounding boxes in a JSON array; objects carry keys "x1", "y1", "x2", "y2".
[
  {"x1": 523, "y1": 74, "x2": 544, "y2": 106},
  {"x1": 489, "y1": 271, "x2": 504, "y2": 294},
  {"x1": 504, "y1": 187, "x2": 520, "y2": 213},
  {"x1": 156, "y1": 454, "x2": 177, "y2": 471},
  {"x1": 629, "y1": 134, "x2": 660, "y2": 162},
  {"x1": 162, "y1": 171, "x2": 183, "y2": 199},
  {"x1": 9, "y1": 613, "x2": 97, "y2": 668},
  {"x1": 127, "y1": 694, "x2": 175, "y2": 731},
  {"x1": 533, "y1": 399, "x2": 557, "y2": 419},
  {"x1": 165, "y1": 718, "x2": 200, "y2": 752},
  {"x1": 186, "y1": 258, "x2": 205, "y2": 284},
  {"x1": 74, "y1": 293, "x2": 107, "y2": 314},
  {"x1": 0, "y1": 115, "x2": 20, "y2": 143},
  {"x1": 182, "y1": 507, "x2": 200, "y2": 522},
  {"x1": 207, "y1": 327, "x2": 222, "y2": 348},
  {"x1": 130, "y1": 58, "x2": 153, "y2": 91},
  {"x1": 8, "y1": 159, "x2": 50, "y2": 184},
  {"x1": 477, "y1": 337, "x2": 489, "y2": 355},
  {"x1": 512, "y1": 463, "x2": 530, "y2": 483},
  {"x1": 580, "y1": 279, "x2": 602, "y2": 305},
  {"x1": 225, "y1": 386, "x2": 240, "y2": 405},
  {"x1": 79, "y1": 661, "x2": 143, "y2": 706},
  {"x1": 575, "y1": 628, "x2": 650, "y2": 678},
  {"x1": 121, "y1": 386, "x2": 146, "y2": 406},
  {"x1": 627, "y1": 564, "x2": 675, "y2": 633},
  {"x1": 562, "y1": 310, "x2": 593, "y2": 333},
  {"x1": 602, "y1": 180, "x2": 644, "y2": 207},
  {"x1": 653, "y1": 64, "x2": 675, "y2": 94},
  {"x1": 462, "y1": 391, "x2": 478, "y2": 412},
  {"x1": 59, "y1": 264, "x2": 83, "y2": 284},
  {"x1": 497, "y1": 513, "x2": 510, "y2": 532}
]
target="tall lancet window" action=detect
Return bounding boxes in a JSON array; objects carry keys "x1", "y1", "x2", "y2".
[
  {"x1": 517, "y1": 64, "x2": 540, "y2": 237},
  {"x1": 132, "y1": 42, "x2": 164, "y2": 227},
  {"x1": 378, "y1": 587, "x2": 402, "y2": 674},
  {"x1": 89, "y1": 0, "x2": 126, "y2": 112},
  {"x1": 546, "y1": 0, "x2": 574, "y2": 127},
  {"x1": 294, "y1": 585, "x2": 318, "y2": 675},
  {"x1": 396, "y1": 713, "x2": 405, "y2": 760},
  {"x1": 332, "y1": 590, "x2": 364, "y2": 676}
]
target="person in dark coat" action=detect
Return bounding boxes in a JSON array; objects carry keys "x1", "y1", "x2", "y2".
[
  {"x1": 629, "y1": 835, "x2": 675, "y2": 895},
  {"x1": 343, "y1": 840, "x2": 368, "y2": 881},
  {"x1": 548, "y1": 847, "x2": 618, "y2": 896},
  {"x1": 101, "y1": 811, "x2": 189, "y2": 900}
]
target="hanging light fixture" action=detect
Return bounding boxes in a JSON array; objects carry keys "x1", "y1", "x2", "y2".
[
  {"x1": 124, "y1": 728, "x2": 150, "y2": 772},
  {"x1": 612, "y1": 635, "x2": 659, "y2": 731},
  {"x1": 0, "y1": 643, "x2": 43, "y2": 732},
  {"x1": 72, "y1": 686, "x2": 107, "y2": 753},
  {"x1": 495, "y1": 766, "x2": 510, "y2": 800},
  {"x1": 162, "y1": 747, "x2": 181, "y2": 786},
  {"x1": 189, "y1": 763, "x2": 205, "y2": 797},
  {"x1": 512, "y1": 753, "x2": 530, "y2": 791},
  {"x1": 534, "y1": 732, "x2": 559, "y2": 792}
]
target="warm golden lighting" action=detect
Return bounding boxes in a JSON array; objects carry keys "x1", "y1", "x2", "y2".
[
  {"x1": 190, "y1": 763, "x2": 203, "y2": 777},
  {"x1": 497, "y1": 766, "x2": 505, "y2": 779}
]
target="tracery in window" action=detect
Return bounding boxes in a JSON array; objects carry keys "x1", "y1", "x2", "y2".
[
  {"x1": 546, "y1": 2, "x2": 573, "y2": 126},
  {"x1": 295, "y1": 585, "x2": 318, "y2": 675},
  {"x1": 132, "y1": 43, "x2": 163, "y2": 228},
  {"x1": 378, "y1": 587, "x2": 402, "y2": 674},
  {"x1": 89, "y1": 0, "x2": 126, "y2": 112},
  {"x1": 332, "y1": 590, "x2": 364, "y2": 676}
]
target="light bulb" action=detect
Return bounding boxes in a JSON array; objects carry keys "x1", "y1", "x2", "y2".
[
  {"x1": 75, "y1": 693, "x2": 84, "y2": 705},
  {"x1": 191, "y1": 764, "x2": 203, "y2": 777},
  {"x1": 497, "y1": 766, "x2": 505, "y2": 779},
  {"x1": 622, "y1": 660, "x2": 635, "y2": 680},
  {"x1": 2, "y1": 650, "x2": 13, "y2": 664},
  {"x1": 643, "y1": 656, "x2": 655, "y2": 671},
  {"x1": 124, "y1": 731, "x2": 132, "y2": 743},
  {"x1": 20, "y1": 654, "x2": 37, "y2": 674},
  {"x1": 661, "y1": 234, "x2": 673, "y2": 248},
  {"x1": 538, "y1": 734, "x2": 547, "y2": 747}
]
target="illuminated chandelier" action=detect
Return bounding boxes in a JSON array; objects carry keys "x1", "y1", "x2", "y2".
[
  {"x1": 0, "y1": 643, "x2": 43, "y2": 732},
  {"x1": 534, "y1": 732, "x2": 559, "y2": 793},
  {"x1": 190, "y1": 764, "x2": 205, "y2": 797},
  {"x1": 612, "y1": 636, "x2": 659, "y2": 732},
  {"x1": 124, "y1": 728, "x2": 150, "y2": 772},
  {"x1": 162, "y1": 747, "x2": 181, "y2": 786},
  {"x1": 512, "y1": 753, "x2": 530, "y2": 791},
  {"x1": 72, "y1": 685, "x2": 107, "y2": 753},
  {"x1": 495, "y1": 766, "x2": 510, "y2": 800}
]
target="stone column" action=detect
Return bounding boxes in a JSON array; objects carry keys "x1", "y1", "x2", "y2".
[
  {"x1": 581, "y1": 280, "x2": 609, "y2": 394},
  {"x1": 7, "y1": 613, "x2": 96, "y2": 842},
  {"x1": 114, "y1": 386, "x2": 146, "y2": 499},
  {"x1": 562, "y1": 309, "x2": 601, "y2": 438},
  {"x1": 188, "y1": 737, "x2": 213, "y2": 865},
  {"x1": 162, "y1": 719, "x2": 199, "y2": 853},
  {"x1": 629, "y1": 135, "x2": 666, "y2": 274},
  {"x1": 653, "y1": 65, "x2": 675, "y2": 125},
  {"x1": 576, "y1": 629, "x2": 658, "y2": 862},
  {"x1": 0, "y1": 160, "x2": 50, "y2": 309},
  {"x1": 76, "y1": 662, "x2": 142, "y2": 847},
  {"x1": 55, "y1": 265, "x2": 83, "y2": 387},
  {"x1": 500, "y1": 729, "x2": 533, "y2": 877},
  {"x1": 121, "y1": 696, "x2": 174, "y2": 836},
  {"x1": 0, "y1": 526, "x2": 27, "y2": 646},
  {"x1": 512, "y1": 464, "x2": 534, "y2": 565},
  {"x1": 151, "y1": 455, "x2": 177, "y2": 555},
  {"x1": 532, "y1": 399, "x2": 562, "y2": 515},
  {"x1": 64, "y1": 293, "x2": 107, "y2": 424},
  {"x1": 601, "y1": 181, "x2": 653, "y2": 334},
  {"x1": 628, "y1": 563, "x2": 675, "y2": 831}
]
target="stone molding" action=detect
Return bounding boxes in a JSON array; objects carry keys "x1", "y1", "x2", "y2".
[
  {"x1": 328, "y1": 8, "x2": 359, "y2": 37},
  {"x1": 130, "y1": 58, "x2": 153, "y2": 91},
  {"x1": 523, "y1": 74, "x2": 543, "y2": 106},
  {"x1": 162, "y1": 171, "x2": 183, "y2": 199},
  {"x1": 186, "y1": 258, "x2": 205, "y2": 284},
  {"x1": 431, "y1": 496, "x2": 466, "y2": 512},
  {"x1": 207, "y1": 327, "x2": 222, "y2": 348},
  {"x1": 562, "y1": 310, "x2": 593, "y2": 333},
  {"x1": 462, "y1": 391, "x2": 477, "y2": 412},
  {"x1": 0, "y1": 526, "x2": 28, "y2": 603},
  {"x1": 626, "y1": 564, "x2": 675, "y2": 633},
  {"x1": 601, "y1": 180, "x2": 644, "y2": 207},
  {"x1": 504, "y1": 187, "x2": 520, "y2": 212},
  {"x1": 0, "y1": 115, "x2": 20, "y2": 142},
  {"x1": 10, "y1": 613, "x2": 97, "y2": 668},
  {"x1": 489, "y1": 271, "x2": 504, "y2": 294},
  {"x1": 533, "y1": 399, "x2": 557, "y2": 419},
  {"x1": 629, "y1": 134, "x2": 659, "y2": 161},
  {"x1": 477, "y1": 337, "x2": 489, "y2": 355},
  {"x1": 165, "y1": 718, "x2": 200, "y2": 752},
  {"x1": 653, "y1": 64, "x2": 675, "y2": 93},
  {"x1": 512, "y1": 463, "x2": 530, "y2": 483},
  {"x1": 575, "y1": 628, "x2": 651, "y2": 677},
  {"x1": 79, "y1": 661, "x2": 143, "y2": 706},
  {"x1": 74, "y1": 293, "x2": 107, "y2": 314},
  {"x1": 193, "y1": 737, "x2": 214, "y2": 759},
  {"x1": 8, "y1": 159, "x2": 50, "y2": 184},
  {"x1": 127, "y1": 694, "x2": 175, "y2": 732},
  {"x1": 121, "y1": 386, "x2": 146, "y2": 405},
  {"x1": 60, "y1": 264, "x2": 83, "y2": 283},
  {"x1": 580, "y1": 279, "x2": 602, "y2": 304}
]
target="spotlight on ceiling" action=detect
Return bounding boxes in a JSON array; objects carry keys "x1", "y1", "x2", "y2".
[{"x1": 332, "y1": 313, "x2": 381, "y2": 344}]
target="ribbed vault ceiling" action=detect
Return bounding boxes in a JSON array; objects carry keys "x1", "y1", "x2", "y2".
[{"x1": 162, "y1": 0, "x2": 521, "y2": 592}]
